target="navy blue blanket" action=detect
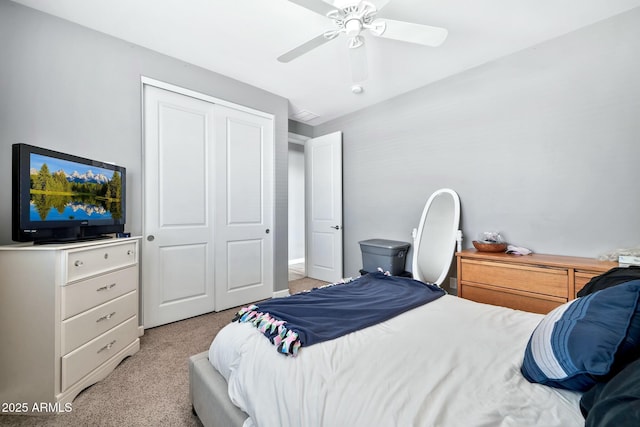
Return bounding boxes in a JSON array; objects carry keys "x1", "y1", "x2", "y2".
[{"x1": 232, "y1": 272, "x2": 445, "y2": 356}]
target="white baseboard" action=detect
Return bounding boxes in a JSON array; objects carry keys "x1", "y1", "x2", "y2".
[
  {"x1": 288, "y1": 258, "x2": 304, "y2": 265},
  {"x1": 273, "y1": 289, "x2": 290, "y2": 298}
]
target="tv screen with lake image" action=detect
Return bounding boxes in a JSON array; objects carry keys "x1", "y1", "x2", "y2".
[{"x1": 29, "y1": 153, "x2": 123, "y2": 222}]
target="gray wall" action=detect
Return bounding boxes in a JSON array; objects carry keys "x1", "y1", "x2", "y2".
[
  {"x1": 315, "y1": 8, "x2": 640, "y2": 282},
  {"x1": 288, "y1": 119, "x2": 313, "y2": 138},
  {"x1": 0, "y1": 1, "x2": 290, "y2": 292}
]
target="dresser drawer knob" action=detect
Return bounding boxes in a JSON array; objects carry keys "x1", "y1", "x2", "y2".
[
  {"x1": 97, "y1": 340, "x2": 117, "y2": 354},
  {"x1": 127, "y1": 250, "x2": 133, "y2": 256},
  {"x1": 96, "y1": 312, "x2": 116, "y2": 323},
  {"x1": 96, "y1": 283, "x2": 117, "y2": 292},
  {"x1": 74, "y1": 260, "x2": 84, "y2": 267},
  {"x1": 104, "y1": 253, "x2": 109, "y2": 260}
]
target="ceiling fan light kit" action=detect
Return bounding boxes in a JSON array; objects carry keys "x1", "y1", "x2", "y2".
[
  {"x1": 348, "y1": 35, "x2": 364, "y2": 49},
  {"x1": 326, "y1": 1, "x2": 379, "y2": 40},
  {"x1": 281, "y1": 0, "x2": 448, "y2": 85}
]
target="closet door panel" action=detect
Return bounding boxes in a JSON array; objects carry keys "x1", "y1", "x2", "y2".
[
  {"x1": 214, "y1": 106, "x2": 274, "y2": 311},
  {"x1": 227, "y1": 119, "x2": 263, "y2": 224},
  {"x1": 142, "y1": 85, "x2": 216, "y2": 328}
]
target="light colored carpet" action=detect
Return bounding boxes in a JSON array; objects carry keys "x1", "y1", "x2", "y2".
[
  {"x1": 0, "y1": 277, "x2": 327, "y2": 427},
  {"x1": 288, "y1": 276, "x2": 328, "y2": 294}
]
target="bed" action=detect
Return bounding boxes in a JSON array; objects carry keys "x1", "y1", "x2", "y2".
[{"x1": 189, "y1": 273, "x2": 640, "y2": 427}]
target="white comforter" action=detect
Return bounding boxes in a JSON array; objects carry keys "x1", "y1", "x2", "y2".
[{"x1": 210, "y1": 295, "x2": 583, "y2": 427}]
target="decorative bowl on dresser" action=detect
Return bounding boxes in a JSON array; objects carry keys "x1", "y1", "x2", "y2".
[{"x1": 472, "y1": 240, "x2": 508, "y2": 253}]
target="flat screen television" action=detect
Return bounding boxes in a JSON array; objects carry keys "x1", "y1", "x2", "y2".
[{"x1": 12, "y1": 143, "x2": 126, "y2": 244}]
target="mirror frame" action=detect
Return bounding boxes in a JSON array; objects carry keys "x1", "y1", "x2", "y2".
[{"x1": 411, "y1": 188, "x2": 461, "y2": 286}]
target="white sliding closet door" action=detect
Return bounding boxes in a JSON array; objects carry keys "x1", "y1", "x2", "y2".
[
  {"x1": 142, "y1": 81, "x2": 273, "y2": 327},
  {"x1": 213, "y1": 105, "x2": 273, "y2": 311},
  {"x1": 143, "y1": 85, "x2": 216, "y2": 328}
]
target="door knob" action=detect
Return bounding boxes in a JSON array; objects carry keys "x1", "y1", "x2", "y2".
[
  {"x1": 147, "y1": 235, "x2": 155, "y2": 242},
  {"x1": 330, "y1": 225, "x2": 341, "y2": 230},
  {"x1": 265, "y1": 229, "x2": 270, "y2": 234}
]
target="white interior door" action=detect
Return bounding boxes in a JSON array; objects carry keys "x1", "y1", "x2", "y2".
[
  {"x1": 213, "y1": 105, "x2": 274, "y2": 311},
  {"x1": 305, "y1": 131, "x2": 343, "y2": 282},
  {"x1": 142, "y1": 85, "x2": 216, "y2": 328}
]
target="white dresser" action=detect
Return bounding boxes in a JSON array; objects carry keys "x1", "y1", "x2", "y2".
[{"x1": 0, "y1": 237, "x2": 141, "y2": 413}]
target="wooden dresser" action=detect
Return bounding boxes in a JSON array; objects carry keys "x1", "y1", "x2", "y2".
[
  {"x1": 456, "y1": 249, "x2": 617, "y2": 314},
  {"x1": 0, "y1": 237, "x2": 141, "y2": 413}
]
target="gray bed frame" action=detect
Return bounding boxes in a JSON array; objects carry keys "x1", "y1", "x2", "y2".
[
  {"x1": 189, "y1": 351, "x2": 248, "y2": 427},
  {"x1": 188, "y1": 189, "x2": 461, "y2": 426}
]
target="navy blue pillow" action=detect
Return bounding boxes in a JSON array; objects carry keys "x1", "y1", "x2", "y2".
[
  {"x1": 521, "y1": 280, "x2": 640, "y2": 391},
  {"x1": 580, "y1": 357, "x2": 640, "y2": 426}
]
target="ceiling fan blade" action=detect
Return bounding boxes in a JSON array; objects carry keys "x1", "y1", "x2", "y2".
[
  {"x1": 349, "y1": 42, "x2": 368, "y2": 82},
  {"x1": 368, "y1": 0, "x2": 391, "y2": 12},
  {"x1": 375, "y1": 19, "x2": 448, "y2": 47},
  {"x1": 289, "y1": 0, "x2": 337, "y2": 16},
  {"x1": 277, "y1": 34, "x2": 333, "y2": 63}
]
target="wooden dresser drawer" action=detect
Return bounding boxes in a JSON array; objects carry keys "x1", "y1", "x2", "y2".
[
  {"x1": 456, "y1": 250, "x2": 617, "y2": 314},
  {"x1": 461, "y1": 259, "x2": 568, "y2": 298},
  {"x1": 574, "y1": 270, "x2": 601, "y2": 298},
  {"x1": 62, "y1": 291, "x2": 138, "y2": 354},
  {"x1": 460, "y1": 284, "x2": 564, "y2": 314},
  {"x1": 62, "y1": 265, "x2": 138, "y2": 319},
  {"x1": 66, "y1": 241, "x2": 137, "y2": 283},
  {"x1": 61, "y1": 316, "x2": 138, "y2": 391}
]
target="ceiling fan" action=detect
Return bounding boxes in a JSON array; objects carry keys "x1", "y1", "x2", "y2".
[{"x1": 278, "y1": 0, "x2": 448, "y2": 83}]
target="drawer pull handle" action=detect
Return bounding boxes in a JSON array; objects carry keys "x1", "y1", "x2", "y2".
[
  {"x1": 97, "y1": 340, "x2": 117, "y2": 354},
  {"x1": 96, "y1": 283, "x2": 117, "y2": 292},
  {"x1": 127, "y1": 250, "x2": 133, "y2": 256},
  {"x1": 74, "y1": 260, "x2": 84, "y2": 267},
  {"x1": 96, "y1": 312, "x2": 117, "y2": 323},
  {"x1": 104, "y1": 253, "x2": 109, "y2": 260}
]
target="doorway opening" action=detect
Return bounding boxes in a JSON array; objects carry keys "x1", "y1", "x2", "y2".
[
  {"x1": 288, "y1": 133, "x2": 308, "y2": 282},
  {"x1": 288, "y1": 131, "x2": 343, "y2": 290}
]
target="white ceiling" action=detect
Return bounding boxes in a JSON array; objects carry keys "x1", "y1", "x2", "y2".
[{"x1": 11, "y1": 0, "x2": 640, "y2": 125}]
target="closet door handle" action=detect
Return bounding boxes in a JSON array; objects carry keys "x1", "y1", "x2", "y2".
[{"x1": 330, "y1": 225, "x2": 341, "y2": 230}]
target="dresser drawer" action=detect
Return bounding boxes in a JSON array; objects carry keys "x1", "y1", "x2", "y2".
[
  {"x1": 574, "y1": 270, "x2": 601, "y2": 298},
  {"x1": 460, "y1": 284, "x2": 564, "y2": 314},
  {"x1": 66, "y1": 241, "x2": 137, "y2": 283},
  {"x1": 62, "y1": 266, "x2": 138, "y2": 319},
  {"x1": 61, "y1": 316, "x2": 138, "y2": 392},
  {"x1": 461, "y1": 259, "x2": 568, "y2": 298},
  {"x1": 62, "y1": 291, "x2": 138, "y2": 354}
]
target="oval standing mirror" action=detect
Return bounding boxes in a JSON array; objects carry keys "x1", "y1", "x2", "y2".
[{"x1": 412, "y1": 188, "x2": 461, "y2": 286}]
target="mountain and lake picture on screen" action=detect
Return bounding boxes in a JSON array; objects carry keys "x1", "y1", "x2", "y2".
[{"x1": 29, "y1": 153, "x2": 123, "y2": 222}]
